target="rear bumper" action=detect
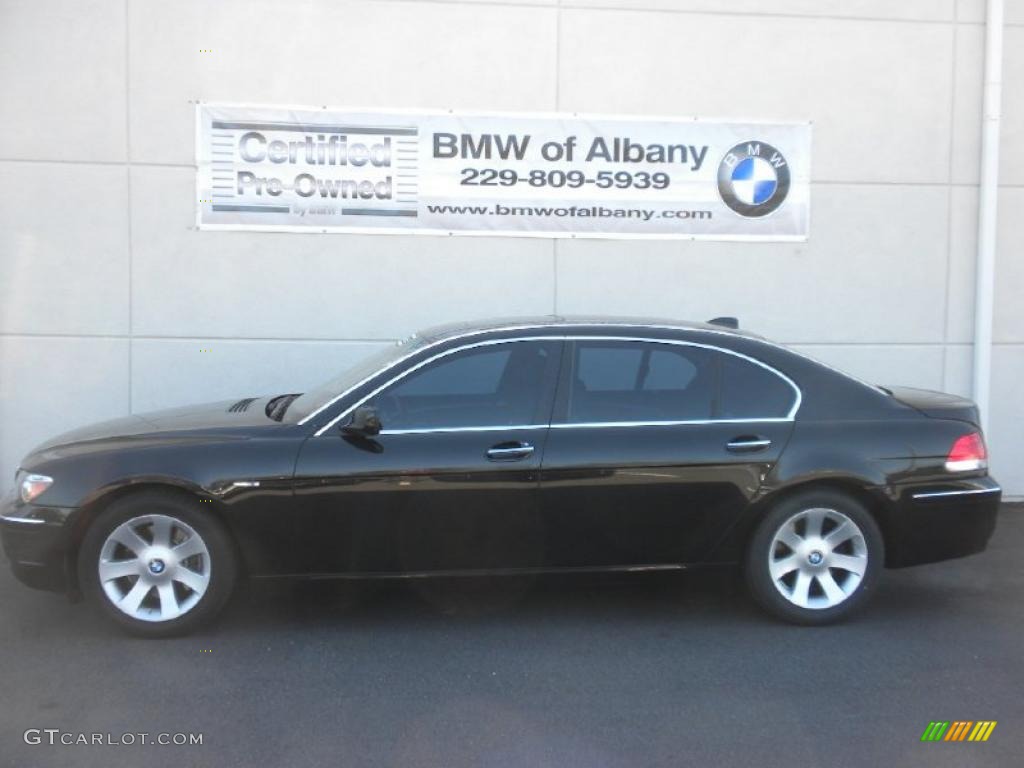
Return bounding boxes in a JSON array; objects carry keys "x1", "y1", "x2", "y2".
[
  {"x1": 886, "y1": 476, "x2": 1001, "y2": 568},
  {"x1": 0, "y1": 491, "x2": 75, "y2": 593}
]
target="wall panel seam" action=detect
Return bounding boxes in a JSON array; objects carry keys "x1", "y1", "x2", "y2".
[
  {"x1": 0, "y1": 332, "x2": 400, "y2": 344},
  {"x1": 125, "y1": 0, "x2": 134, "y2": 415},
  {"x1": 941, "y1": 1, "x2": 959, "y2": 391},
  {"x1": 377, "y1": 0, "x2": 966, "y2": 26}
]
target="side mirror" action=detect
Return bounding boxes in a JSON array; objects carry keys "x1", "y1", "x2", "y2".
[{"x1": 341, "y1": 405, "x2": 382, "y2": 437}]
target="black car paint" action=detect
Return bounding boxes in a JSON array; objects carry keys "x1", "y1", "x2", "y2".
[{"x1": 0, "y1": 319, "x2": 1001, "y2": 594}]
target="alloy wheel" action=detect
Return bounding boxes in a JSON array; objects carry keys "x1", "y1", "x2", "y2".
[
  {"x1": 767, "y1": 507, "x2": 868, "y2": 610},
  {"x1": 97, "y1": 514, "x2": 212, "y2": 622}
]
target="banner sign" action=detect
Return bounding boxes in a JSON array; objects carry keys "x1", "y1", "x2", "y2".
[{"x1": 196, "y1": 104, "x2": 811, "y2": 240}]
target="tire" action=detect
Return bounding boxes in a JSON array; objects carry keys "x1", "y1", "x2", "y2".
[
  {"x1": 745, "y1": 489, "x2": 884, "y2": 625},
  {"x1": 78, "y1": 490, "x2": 237, "y2": 637}
]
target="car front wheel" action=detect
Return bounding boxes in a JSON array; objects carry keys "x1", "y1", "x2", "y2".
[
  {"x1": 78, "y1": 491, "x2": 237, "y2": 637},
  {"x1": 745, "y1": 490, "x2": 883, "y2": 625}
]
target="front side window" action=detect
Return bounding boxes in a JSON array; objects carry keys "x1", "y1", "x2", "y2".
[
  {"x1": 287, "y1": 334, "x2": 425, "y2": 423},
  {"x1": 369, "y1": 340, "x2": 559, "y2": 431},
  {"x1": 567, "y1": 341, "x2": 716, "y2": 423}
]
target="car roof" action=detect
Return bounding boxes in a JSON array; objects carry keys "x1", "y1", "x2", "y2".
[{"x1": 418, "y1": 315, "x2": 766, "y2": 343}]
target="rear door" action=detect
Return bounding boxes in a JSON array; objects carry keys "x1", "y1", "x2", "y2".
[{"x1": 537, "y1": 338, "x2": 797, "y2": 568}]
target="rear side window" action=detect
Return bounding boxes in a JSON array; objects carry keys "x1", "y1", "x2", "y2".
[
  {"x1": 719, "y1": 354, "x2": 795, "y2": 419},
  {"x1": 563, "y1": 340, "x2": 796, "y2": 424},
  {"x1": 568, "y1": 342, "x2": 715, "y2": 423}
]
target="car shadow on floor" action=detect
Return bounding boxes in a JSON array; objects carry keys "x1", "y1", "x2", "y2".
[
  {"x1": 199, "y1": 558, "x2": 985, "y2": 639},
  {"x1": 215, "y1": 567, "x2": 754, "y2": 632}
]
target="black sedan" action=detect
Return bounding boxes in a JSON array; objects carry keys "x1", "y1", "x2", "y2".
[{"x1": 1, "y1": 316, "x2": 1001, "y2": 636}]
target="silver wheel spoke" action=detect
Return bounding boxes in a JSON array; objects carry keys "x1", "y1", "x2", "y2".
[
  {"x1": 824, "y1": 520, "x2": 855, "y2": 547},
  {"x1": 110, "y1": 527, "x2": 149, "y2": 556},
  {"x1": 149, "y1": 516, "x2": 173, "y2": 548},
  {"x1": 803, "y1": 508, "x2": 826, "y2": 538},
  {"x1": 157, "y1": 582, "x2": 180, "y2": 620},
  {"x1": 769, "y1": 555, "x2": 801, "y2": 581},
  {"x1": 791, "y1": 571, "x2": 813, "y2": 608},
  {"x1": 776, "y1": 527, "x2": 804, "y2": 552},
  {"x1": 120, "y1": 579, "x2": 151, "y2": 614},
  {"x1": 174, "y1": 566, "x2": 209, "y2": 594},
  {"x1": 817, "y1": 571, "x2": 846, "y2": 603},
  {"x1": 830, "y1": 553, "x2": 867, "y2": 576},
  {"x1": 173, "y1": 536, "x2": 206, "y2": 560},
  {"x1": 98, "y1": 559, "x2": 140, "y2": 582}
]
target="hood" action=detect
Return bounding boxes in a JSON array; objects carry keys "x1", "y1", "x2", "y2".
[
  {"x1": 28, "y1": 396, "x2": 277, "y2": 455},
  {"x1": 884, "y1": 386, "x2": 981, "y2": 428}
]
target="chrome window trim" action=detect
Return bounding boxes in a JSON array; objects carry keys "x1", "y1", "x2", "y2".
[
  {"x1": 380, "y1": 424, "x2": 549, "y2": 436},
  {"x1": 378, "y1": 419, "x2": 789, "y2": 435},
  {"x1": 298, "y1": 321, "x2": 823, "y2": 427},
  {"x1": 550, "y1": 418, "x2": 792, "y2": 430},
  {"x1": 314, "y1": 334, "x2": 802, "y2": 437},
  {"x1": 910, "y1": 486, "x2": 1002, "y2": 500}
]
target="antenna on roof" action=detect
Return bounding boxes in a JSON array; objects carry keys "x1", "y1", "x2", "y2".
[{"x1": 707, "y1": 316, "x2": 739, "y2": 329}]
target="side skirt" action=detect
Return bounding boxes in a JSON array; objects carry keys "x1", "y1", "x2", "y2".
[{"x1": 252, "y1": 563, "x2": 695, "y2": 582}]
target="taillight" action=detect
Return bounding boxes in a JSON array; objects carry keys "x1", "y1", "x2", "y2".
[{"x1": 945, "y1": 432, "x2": 988, "y2": 472}]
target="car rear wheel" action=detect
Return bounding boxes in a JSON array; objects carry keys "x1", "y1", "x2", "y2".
[
  {"x1": 745, "y1": 490, "x2": 883, "y2": 625},
  {"x1": 78, "y1": 491, "x2": 237, "y2": 637}
]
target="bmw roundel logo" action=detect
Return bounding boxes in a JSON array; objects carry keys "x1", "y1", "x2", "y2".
[{"x1": 717, "y1": 141, "x2": 791, "y2": 217}]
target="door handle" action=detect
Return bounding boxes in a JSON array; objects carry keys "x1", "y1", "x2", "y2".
[
  {"x1": 486, "y1": 441, "x2": 535, "y2": 461},
  {"x1": 726, "y1": 436, "x2": 772, "y2": 453}
]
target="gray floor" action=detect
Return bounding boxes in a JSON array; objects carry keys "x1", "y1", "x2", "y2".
[{"x1": 0, "y1": 506, "x2": 1021, "y2": 768}]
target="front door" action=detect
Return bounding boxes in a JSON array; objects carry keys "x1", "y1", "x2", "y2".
[
  {"x1": 288, "y1": 338, "x2": 562, "y2": 575},
  {"x1": 538, "y1": 338, "x2": 797, "y2": 568}
]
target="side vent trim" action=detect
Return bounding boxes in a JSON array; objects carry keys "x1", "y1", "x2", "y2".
[{"x1": 227, "y1": 397, "x2": 257, "y2": 413}]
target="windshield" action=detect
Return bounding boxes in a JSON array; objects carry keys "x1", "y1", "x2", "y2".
[{"x1": 285, "y1": 334, "x2": 426, "y2": 423}]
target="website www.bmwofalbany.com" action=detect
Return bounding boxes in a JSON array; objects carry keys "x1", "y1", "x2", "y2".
[
  {"x1": 426, "y1": 203, "x2": 712, "y2": 222},
  {"x1": 23, "y1": 729, "x2": 204, "y2": 747}
]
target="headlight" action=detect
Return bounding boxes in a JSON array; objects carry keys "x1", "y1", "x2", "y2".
[{"x1": 16, "y1": 470, "x2": 53, "y2": 504}]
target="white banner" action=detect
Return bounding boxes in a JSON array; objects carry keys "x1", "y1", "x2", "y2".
[{"x1": 196, "y1": 104, "x2": 811, "y2": 240}]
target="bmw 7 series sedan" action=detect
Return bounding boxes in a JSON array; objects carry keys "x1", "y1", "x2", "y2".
[{"x1": 1, "y1": 316, "x2": 1001, "y2": 636}]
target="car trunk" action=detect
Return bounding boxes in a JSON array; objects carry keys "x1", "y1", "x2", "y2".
[{"x1": 885, "y1": 385, "x2": 981, "y2": 427}]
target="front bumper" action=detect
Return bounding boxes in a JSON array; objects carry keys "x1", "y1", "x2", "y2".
[
  {"x1": 0, "y1": 489, "x2": 76, "y2": 592},
  {"x1": 887, "y1": 475, "x2": 1002, "y2": 568}
]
